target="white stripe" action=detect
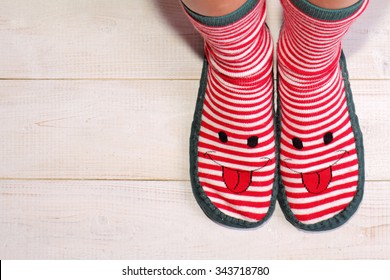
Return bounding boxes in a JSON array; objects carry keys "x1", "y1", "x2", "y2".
[
  {"x1": 211, "y1": 26, "x2": 262, "y2": 58},
  {"x1": 283, "y1": 175, "x2": 358, "y2": 190},
  {"x1": 281, "y1": 105, "x2": 349, "y2": 137},
  {"x1": 280, "y1": 71, "x2": 341, "y2": 103},
  {"x1": 280, "y1": 119, "x2": 353, "y2": 147},
  {"x1": 279, "y1": 38, "x2": 341, "y2": 73},
  {"x1": 290, "y1": 197, "x2": 353, "y2": 215},
  {"x1": 202, "y1": 103, "x2": 274, "y2": 129},
  {"x1": 287, "y1": 185, "x2": 357, "y2": 204},
  {"x1": 281, "y1": 157, "x2": 358, "y2": 182},
  {"x1": 280, "y1": 142, "x2": 356, "y2": 165},
  {"x1": 333, "y1": 162, "x2": 359, "y2": 177},
  {"x1": 204, "y1": 186, "x2": 272, "y2": 203},
  {"x1": 199, "y1": 130, "x2": 275, "y2": 153},
  {"x1": 208, "y1": 73, "x2": 273, "y2": 104},
  {"x1": 199, "y1": 168, "x2": 275, "y2": 183},
  {"x1": 200, "y1": 114, "x2": 274, "y2": 137},
  {"x1": 209, "y1": 41, "x2": 273, "y2": 78},
  {"x1": 210, "y1": 63, "x2": 272, "y2": 92},
  {"x1": 198, "y1": 156, "x2": 275, "y2": 174},
  {"x1": 198, "y1": 146, "x2": 274, "y2": 165},
  {"x1": 302, "y1": 210, "x2": 344, "y2": 225},
  {"x1": 204, "y1": 95, "x2": 272, "y2": 121},
  {"x1": 281, "y1": 91, "x2": 346, "y2": 123},
  {"x1": 210, "y1": 197, "x2": 269, "y2": 214},
  {"x1": 217, "y1": 209, "x2": 259, "y2": 223},
  {"x1": 280, "y1": 81, "x2": 343, "y2": 115},
  {"x1": 207, "y1": 87, "x2": 273, "y2": 113}
]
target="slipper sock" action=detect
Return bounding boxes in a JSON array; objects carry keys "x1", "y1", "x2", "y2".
[
  {"x1": 277, "y1": 0, "x2": 369, "y2": 230},
  {"x1": 183, "y1": 0, "x2": 277, "y2": 228}
]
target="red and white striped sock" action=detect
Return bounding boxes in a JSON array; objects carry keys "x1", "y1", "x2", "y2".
[
  {"x1": 184, "y1": 0, "x2": 277, "y2": 228},
  {"x1": 277, "y1": 0, "x2": 368, "y2": 230}
]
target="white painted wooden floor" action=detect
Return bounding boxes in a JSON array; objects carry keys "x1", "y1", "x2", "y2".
[{"x1": 0, "y1": 0, "x2": 389, "y2": 259}]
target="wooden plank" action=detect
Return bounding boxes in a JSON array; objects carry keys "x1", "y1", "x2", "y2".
[
  {"x1": 0, "y1": 180, "x2": 388, "y2": 259},
  {"x1": 0, "y1": 0, "x2": 387, "y2": 79},
  {"x1": 0, "y1": 80, "x2": 196, "y2": 180},
  {"x1": 0, "y1": 79, "x2": 388, "y2": 180}
]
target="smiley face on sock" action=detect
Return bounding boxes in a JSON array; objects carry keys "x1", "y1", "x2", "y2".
[
  {"x1": 203, "y1": 130, "x2": 271, "y2": 194},
  {"x1": 282, "y1": 130, "x2": 351, "y2": 195}
]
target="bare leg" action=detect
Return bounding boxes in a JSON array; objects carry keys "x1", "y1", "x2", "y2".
[
  {"x1": 181, "y1": 0, "x2": 247, "y2": 16},
  {"x1": 308, "y1": 0, "x2": 361, "y2": 9}
]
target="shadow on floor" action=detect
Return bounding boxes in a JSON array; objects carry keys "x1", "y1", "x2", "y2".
[{"x1": 154, "y1": 0, "x2": 203, "y2": 59}]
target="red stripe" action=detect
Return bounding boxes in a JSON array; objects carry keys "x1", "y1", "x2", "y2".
[
  {"x1": 289, "y1": 191, "x2": 357, "y2": 210},
  {"x1": 212, "y1": 202, "x2": 268, "y2": 221},
  {"x1": 285, "y1": 180, "x2": 358, "y2": 198},
  {"x1": 206, "y1": 191, "x2": 271, "y2": 208},
  {"x1": 201, "y1": 177, "x2": 274, "y2": 191},
  {"x1": 294, "y1": 203, "x2": 349, "y2": 222}
]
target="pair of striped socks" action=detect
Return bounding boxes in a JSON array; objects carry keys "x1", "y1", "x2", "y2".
[{"x1": 184, "y1": 0, "x2": 369, "y2": 231}]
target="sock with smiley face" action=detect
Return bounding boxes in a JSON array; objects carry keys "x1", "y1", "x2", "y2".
[
  {"x1": 183, "y1": 0, "x2": 278, "y2": 228},
  {"x1": 277, "y1": 0, "x2": 369, "y2": 231}
]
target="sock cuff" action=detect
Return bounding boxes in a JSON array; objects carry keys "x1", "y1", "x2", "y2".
[
  {"x1": 289, "y1": 0, "x2": 365, "y2": 21},
  {"x1": 181, "y1": 0, "x2": 259, "y2": 27}
]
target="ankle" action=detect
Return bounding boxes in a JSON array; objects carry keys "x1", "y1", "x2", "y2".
[
  {"x1": 181, "y1": 0, "x2": 248, "y2": 17},
  {"x1": 307, "y1": 0, "x2": 361, "y2": 10}
]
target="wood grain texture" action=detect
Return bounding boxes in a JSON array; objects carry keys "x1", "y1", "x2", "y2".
[
  {"x1": 0, "y1": 80, "x2": 388, "y2": 180},
  {"x1": 0, "y1": 180, "x2": 388, "y2": 260},
  {"x1": 0, "y1": 0, "x2": 388, "y2": 79}
]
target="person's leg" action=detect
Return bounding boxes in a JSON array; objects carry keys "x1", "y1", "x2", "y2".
[
  {"x1": 308, "y1": 0, "x2": 360, "y2": 9},
  {"x1": 277, "y1": 0, "x2": 369, "y2": 231},
  {"x1": 181, "y1": 0, "x2": 247, "y2": 16},
  {"x1": 182, "y1": 0, "x2": 277, "y2": 228}
]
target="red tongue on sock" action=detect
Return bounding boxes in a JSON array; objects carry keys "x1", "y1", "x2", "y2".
[
  {"x1": 302, "y1": 166, "x2": 332, "y2": 194},
  {"x1": 223, "y1": 167, "x2": 252, "y2": 194}
]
